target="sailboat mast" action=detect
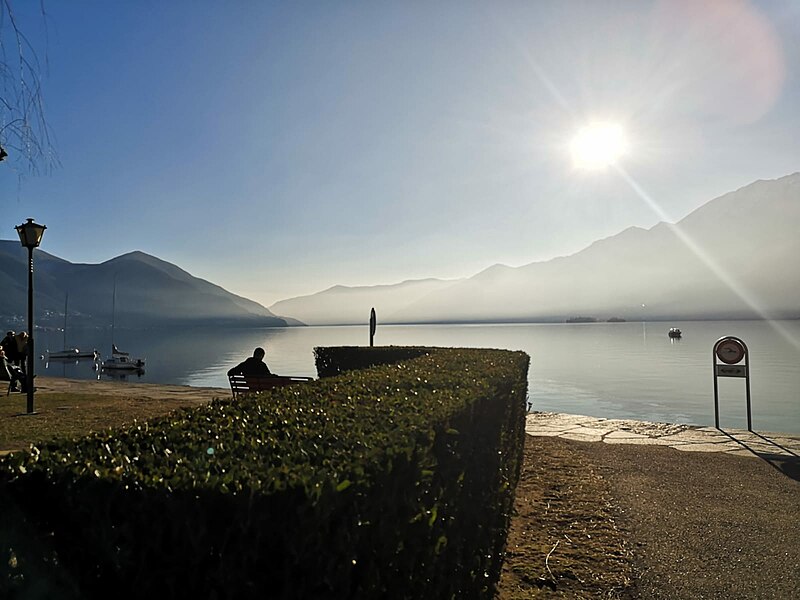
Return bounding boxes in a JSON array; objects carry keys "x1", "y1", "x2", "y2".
[
  {"x1": 111, "y1": 276, "x2": 116, "y2": 349},
  {"x1": 63, "y1": 293, "x2": 68, "y2": 350}
]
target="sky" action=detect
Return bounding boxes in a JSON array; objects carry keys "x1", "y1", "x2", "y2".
[{"x1": 2, "y1": 0, "x2": 799, "y2": 307}]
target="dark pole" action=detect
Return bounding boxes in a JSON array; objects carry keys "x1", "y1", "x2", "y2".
[
  {"x1": 26, "y1": 245, "x2": 35, "y2": 414},
  {"x1": 369, "y1": 307, "x2": 376, "y2": 347}
]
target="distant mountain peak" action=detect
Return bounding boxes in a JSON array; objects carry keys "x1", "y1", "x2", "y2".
[
  {"x1": 0, "y1": 246, "x2": 298, "y2": 328},
  {"x1": 272, "y1": 171, "x2": 800, "y2": 324}
]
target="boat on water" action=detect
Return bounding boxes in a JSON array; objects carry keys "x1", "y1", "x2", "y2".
[
  {"x1": 49, "y1": 348, "x2": 99, "y2": 360},
  {"x1": 668, "y1": 327, "x2": 682, "y2": 338},
  {"x1": 102, "y1": 345, "x2": 145, "y2": 371},
  {"x1": 47, "y1": 294, "x2": 99, "y2": 360},
  {"x1": 100, "y1": 278, "x2": 146, "y2": 373}
]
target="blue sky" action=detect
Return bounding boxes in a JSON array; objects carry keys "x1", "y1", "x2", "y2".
[{"x1": 3, "y1": 1, "x2": 799, "y2": 306}]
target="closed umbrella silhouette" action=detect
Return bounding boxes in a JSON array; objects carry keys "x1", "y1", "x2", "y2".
[{"x1": 369, "y1": 307, "x2": 376, "y2": 347}]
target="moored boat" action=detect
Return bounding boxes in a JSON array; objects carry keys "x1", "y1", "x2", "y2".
[
  {"x1": 47, "y1": 294, "x2": 98, "y2": 360},
  {"x1": 48, "y1": 348, "x2": 99, "y2": 360},
  {"x1": 101, "y1": 279, "x2": 146, "y2": 372},
  {"x1": 101, "y1": 344, "x2": 145, "y2": 371}
]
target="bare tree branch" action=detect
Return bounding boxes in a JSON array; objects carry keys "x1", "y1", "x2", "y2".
[{"x1": 0, "y1": 0, "x2": 59, "y2": 174}]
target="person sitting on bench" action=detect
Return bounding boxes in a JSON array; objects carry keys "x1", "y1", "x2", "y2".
[{"x1": 227, "y1": 347, "x2": 277, "y2": 378}]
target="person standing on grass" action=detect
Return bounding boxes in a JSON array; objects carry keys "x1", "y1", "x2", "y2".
[
  {"x1": 0, "y1": 331, "x2": 15, "y2": 357},
  {"x1": 0, "y1": 347, "x2": 26, "y2": 392},
  {"x1": 227, "y1": 347, "x2": 276, "y2": 378}
]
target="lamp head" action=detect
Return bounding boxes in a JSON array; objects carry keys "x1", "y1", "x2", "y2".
[{"x1": 15, "y1": 218, "x2": 47, "y2": 249}]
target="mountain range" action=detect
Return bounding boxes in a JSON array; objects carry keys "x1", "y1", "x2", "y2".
[
  {"x1": 270, "y1": 172, "x2": 800, "y2": 324},
  {"x1": 3, "y1": 173, "x2": 797, "y2": 329},
  {"x1": 0, "y1": 246, "x2": 298, "y2": 329}
]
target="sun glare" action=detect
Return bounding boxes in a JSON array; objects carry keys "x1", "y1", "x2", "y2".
[{"x1": 570, "y1": 122, "x2": 627, "y2": 169}]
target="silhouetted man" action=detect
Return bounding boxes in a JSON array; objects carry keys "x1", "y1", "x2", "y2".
[{"x1": 227, "y1": 347, "x2": 275, "y2": 378}]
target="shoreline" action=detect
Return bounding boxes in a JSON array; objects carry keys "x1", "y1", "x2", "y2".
[{"x1": 11, "y1": 377, "x2": 800, "y2": 455}]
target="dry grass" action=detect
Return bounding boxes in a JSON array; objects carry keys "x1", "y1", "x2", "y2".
[
  {"x1": 0, "y1": 389, "x2": 214, "y2": 453},
  {"x1": 496, "y1": 435, "x2": 636, "y2": 599}
]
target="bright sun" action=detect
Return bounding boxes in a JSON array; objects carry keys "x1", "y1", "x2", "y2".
[{"x1": 570, "y1": 122, "x2": 628, "y2": 169}]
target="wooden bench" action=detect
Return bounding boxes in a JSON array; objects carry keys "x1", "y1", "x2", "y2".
[{"x1": 228, "y1": 374, "x2": 313, "y2": 400}]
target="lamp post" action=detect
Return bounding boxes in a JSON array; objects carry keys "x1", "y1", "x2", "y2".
[{"x1": 15, "y1": 218, "x2": 46, "y2": 414}]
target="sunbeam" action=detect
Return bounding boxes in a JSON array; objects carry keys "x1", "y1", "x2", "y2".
[{"x1": 614, "y1": 165, "x2": 800, "y2": 351}]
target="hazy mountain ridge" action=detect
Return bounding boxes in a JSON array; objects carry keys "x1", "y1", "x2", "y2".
[
  {"x1": 269, "y1": 278, "x2": 464, "y2": 325},
  {"x1": 274, "y1": 173, "x2": 800, "y2": 324},
  {"x1": 0, "y1": 245, "x2": 298, "y2": 328}
]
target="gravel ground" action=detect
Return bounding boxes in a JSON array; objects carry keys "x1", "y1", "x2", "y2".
[{"x1": 548, "y1": 437, "x2": 800, "y2": 599}]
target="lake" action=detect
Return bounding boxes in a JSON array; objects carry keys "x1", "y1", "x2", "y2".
[{"x1": 32, "y1": 320, "x2": 800, "y2": 434}]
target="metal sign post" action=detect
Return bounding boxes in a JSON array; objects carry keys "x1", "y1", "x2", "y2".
[{"x1": 712, "y1": 336, "x2": 751, "y2": 431}]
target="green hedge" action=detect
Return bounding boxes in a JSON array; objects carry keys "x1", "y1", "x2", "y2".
[
  {"x1": 0, "y1": 347, "x2": 529, "y2": 599},
  {"x1": 314, "y1": 345, "x2": 431, "y2": 378}
]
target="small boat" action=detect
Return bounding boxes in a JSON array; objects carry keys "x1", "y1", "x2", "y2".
[
  {"x1": 101, "y1": 279, "x2": 145, "y2": 372},
  {"x1": 48, "y1": 348, "x2": 99, "y2": 360},
  {"x1": 668, "y1": 327, "x2": 682, "y2": 338},
  {"x1": 101, "y1": 345, "x2": 145, "y2": 371},
  {"x1": 47, "y1": 293, "x2": 98, "y2": 360}
]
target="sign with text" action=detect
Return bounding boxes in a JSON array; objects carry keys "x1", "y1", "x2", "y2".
[
  {"x1": 716, "y1": 364, "x2": 746, "y2": 378},
  {"x1": 712, "y1": 336, "x2": 751, "y2": 431}
]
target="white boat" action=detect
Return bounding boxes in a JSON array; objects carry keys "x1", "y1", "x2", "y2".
[
  {"x1": 48, "y1": 348, "x2": 99, "y2": 360},
  {"x1": 101, "y1": 279, "x2": 146, "y2": 372},
  {"x1": 102, "y1": 346, "x2": 145, "y2": 371},
  {"x1": 47, "y1": 293, "x2": 99, "y2": 360}
]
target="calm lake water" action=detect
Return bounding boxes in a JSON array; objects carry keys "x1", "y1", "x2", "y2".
[{"x1": 33, "y1": 320, "x2": 800, "y2": 434}]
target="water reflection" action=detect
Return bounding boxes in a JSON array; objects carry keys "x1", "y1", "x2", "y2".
[{"x1": 100, "y1": 368, "x2": 146, "y2": 381}]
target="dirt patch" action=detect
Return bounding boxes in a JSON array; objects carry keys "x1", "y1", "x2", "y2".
[{"x1": 497, "y1": 435, "x2": 636, "y2": 599}]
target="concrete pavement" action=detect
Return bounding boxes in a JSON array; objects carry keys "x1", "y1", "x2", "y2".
[{"x1": 526, "y1": 411, "x2": 800, "y2": 480}]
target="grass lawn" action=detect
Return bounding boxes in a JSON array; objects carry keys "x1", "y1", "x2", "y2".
[{"x1": 0, "y1": 390, "x2": 211, "y2": 454}]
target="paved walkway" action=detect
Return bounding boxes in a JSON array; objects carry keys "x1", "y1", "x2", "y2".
[
  {"x1": 526, "y1": 411, "x2": 800, "y2": 481},
  {"x1": 524, "y1": 412, "x2": 800, "y2": 598}
]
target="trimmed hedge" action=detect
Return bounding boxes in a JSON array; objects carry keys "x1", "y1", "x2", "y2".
[
  {"x1": 314, "y1": 346, "x2": 431, "y2": 378},
  {"x1": 0, "y1": 347, "x2": 528, "y2": 599}
]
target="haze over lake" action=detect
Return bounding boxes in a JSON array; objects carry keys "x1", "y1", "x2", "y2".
[{"x1": 37, "y1": 319, "x2": 800, "y2": 435}]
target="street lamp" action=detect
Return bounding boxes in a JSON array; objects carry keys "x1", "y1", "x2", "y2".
[{"x1": 15, "y1": 218, "x2": 46, "y2": 414}]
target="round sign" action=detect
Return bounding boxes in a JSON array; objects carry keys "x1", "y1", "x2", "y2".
[{"x1": 716, "y1": 338, "x2": 745, "y2": 365}]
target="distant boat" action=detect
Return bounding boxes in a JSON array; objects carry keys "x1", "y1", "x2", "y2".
[
  {"x1": 47, "y1": 293, "x2": 98, "y2": 360},
  {"x1": 668, "y1": 327, "x2": 682, "y2": 338},
  {"x1": 101, "y1": 278, "x2": 146, "y2": 372}
]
